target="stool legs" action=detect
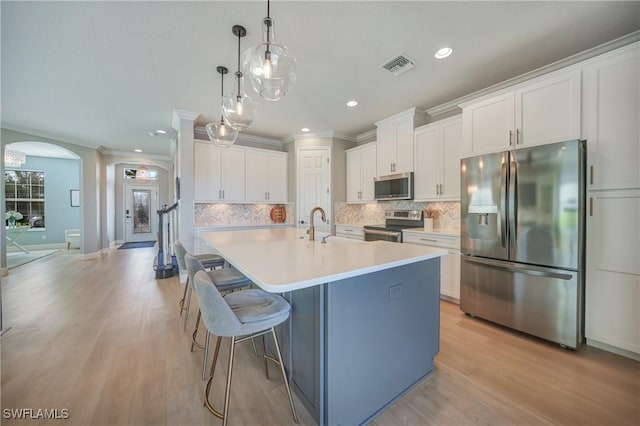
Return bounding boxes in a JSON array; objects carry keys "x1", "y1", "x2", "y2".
[
  {"x1": 204, "y1": 329, "x2": 298, "y2": 425},
  {"x1": 183, "y1": 285, "x2": 192, "y2": 331},
  {"x1": 191, "y1": 309, "x2": 205, "y2": 352},
  {"x1": 179, "y1": 277, "x2": 189, "y2": 315}
]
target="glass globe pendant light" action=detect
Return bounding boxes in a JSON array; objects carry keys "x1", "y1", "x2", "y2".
[
  {"x1": 205, "y1": 66, "x2": 239, "y2": 147},
  {"x1": 222, "y1": 25, "x2": 259, "y2": 130},
  {"x1": 242, "y1": 0, "x2": 297, "y2": 101}
]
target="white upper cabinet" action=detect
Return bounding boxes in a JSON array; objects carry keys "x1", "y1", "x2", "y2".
[
  {"x1": 346, "y1": 143, "x2": 377, "y2": 203},
  {"x1": 583, "y1": 44, "x2": 640, "y2": 190},
  {"x1": 194, "y1": 143, "x2": 246, "y2": 202},
  {"x1": 414, "y1": 115, "x2": 463, "y2": 201},
  {"x1": 376, "y1": 108, "x2": 426, "y2": 175},
  {"x1": 462, "y1": 69, "x2": 581, "y2": 156},
  {"x1": 245, "y1": 149, "x2": 288, "y2": 203},
  {"x1": 195, "y1": 141, "x2": 287, "y2": 203}
]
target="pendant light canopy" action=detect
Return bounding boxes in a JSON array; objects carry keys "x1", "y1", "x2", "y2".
[
  {"x1": 206, "y1": 66, "x2": 239, "y2": 147},
  {"x1": 242, "y1": 0, "x2": 297, "y2": 101},
  {"x1": 222, "y1": 25, "x2": 259, "y2": 130}
]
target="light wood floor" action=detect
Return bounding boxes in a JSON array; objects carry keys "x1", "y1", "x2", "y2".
[{"x1": 1, "y1": 248, "x2": 638, "y2": 426}]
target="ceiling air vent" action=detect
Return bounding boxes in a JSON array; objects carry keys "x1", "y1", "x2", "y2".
[{"x1": 381, "y1": 53, "x2": 417, "y2": 76}]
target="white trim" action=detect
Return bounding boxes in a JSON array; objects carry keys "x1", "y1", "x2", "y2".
[
  {"x1": 427, "y1": 30, "x2": 640, "y2": 117},
  {"x1": 172, "y1": 109, "x2": 199, "y2": 130},
  {"x1": 587, "y1": 338, "x2": 640, "y2": 361},
  {"x1": 101, "y1": 150, "x2": 172, "y2": 161},
  {"x1": 355, "y1": 128, "x2": 377, "y2": 144},
  {"x1": 1, "y1": 122, "x2": 96, "y2": 151},
  {"x1": 374, "y1": 107, "x2": 426, "y2": 126}
]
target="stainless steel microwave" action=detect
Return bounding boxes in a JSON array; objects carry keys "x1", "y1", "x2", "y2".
[{"x1": 374, "y1": 172, "x2": 413, "y2": 201}]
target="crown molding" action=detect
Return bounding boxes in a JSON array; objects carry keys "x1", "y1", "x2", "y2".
[
  {"x1": 288, "y1": 130, "x2": 357, "y2": 143},
  {"x1": 355, "y1": 128, "x2": 377, "y2": 144},
  {"x1": 193, "y1": 127, "x2": 283, "y2": 148},
  {"x1": 427, "y1": 30, "x2": 640, "y2": 117},
  {"x1": 101, "y1": 149, "x2": 172, "y2": 161},
  {"x1": 172, "y1": 109, "x2": 199, "y2": 130}
]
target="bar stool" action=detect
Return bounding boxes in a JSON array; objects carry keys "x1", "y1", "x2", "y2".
[
  {"x1": 193, "y1": 270, "x2": 298, "y2": 426},
  {"x1": 174, "y1": 241, "x2": 225, "y2": 315},
  {"x1": 184, "y1": 253, "x2": 251, "y2": 340}
]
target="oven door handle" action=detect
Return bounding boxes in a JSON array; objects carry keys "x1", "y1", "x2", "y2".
[{"x1": 363, "y1": 229, "x2": 402, "y2": 238}]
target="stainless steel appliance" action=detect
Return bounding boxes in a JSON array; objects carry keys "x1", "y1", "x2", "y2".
[
  {"x1": 460, "y1": 139, "x2": 586, "y2": 349},
  {"x1": 363, "y1": 210, "x2": 423, "y2": 242},
  {"x1": 374, "y1": 172, "x2": 413, "y2": 201}
]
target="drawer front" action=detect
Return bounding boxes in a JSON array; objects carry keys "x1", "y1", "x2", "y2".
[
  {"x1": 335, "y1": 225, "x2": 364, "y2": 239},
  {"x1": 403, "y1": 232, "x2": 460, "y2": 249}
]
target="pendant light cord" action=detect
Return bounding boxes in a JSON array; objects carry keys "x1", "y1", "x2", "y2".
[
  {"x1": 220, "y1": 71, "x2": 225, "y2": 122},
  {"x1": 236, "y1": 31, "x2": 242, "y2": 99}
]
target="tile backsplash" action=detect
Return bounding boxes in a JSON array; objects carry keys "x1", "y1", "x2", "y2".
[
  {"x1": 194, "y1": 203, "x2": 295, "y2": 227},
  {"x1": 334, "y1": 201, "x2": 460, "y2": 230}
]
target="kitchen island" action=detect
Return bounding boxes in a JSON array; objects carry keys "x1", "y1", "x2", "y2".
[{"x1": 200, "y1": 228, "x2": 447, "y2": 425}]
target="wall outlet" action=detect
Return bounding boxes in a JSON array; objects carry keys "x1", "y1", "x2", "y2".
[{"x1": 389, "y1": 284, "x2": 403, "y2": 300}]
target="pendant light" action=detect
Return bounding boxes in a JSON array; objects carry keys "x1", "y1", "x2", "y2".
[
  {"x1": 222, "y1": 25, "x2": 259, "y2": 130},
  {"x1": 206, "y1": 66, "x2": 239, "y2": 147},
  {"x1": 242, "y1": 0, "x2": 297, "y2": 101}
]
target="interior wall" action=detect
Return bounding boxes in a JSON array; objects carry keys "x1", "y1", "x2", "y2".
[
  {"x1": 113, "y1": 163, "x2": 170, "y2": 242},
  {"x1": 5, "y1": 155, "x2": 80, "y2": 245}
]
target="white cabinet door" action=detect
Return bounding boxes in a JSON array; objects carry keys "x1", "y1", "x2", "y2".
[
  {"x1": 220, "y1": 147, "x2": 245, "y2": 202},
  {"x1": 463, "y1": 92, "x2": 514, "y2": 156},
  {"x1": 346, "y1": 143, "x2": 377, "y2": 203},
  {"x1": 515, "y1": 69, "x2": 581, "y2": 148},
  {"x1": 394, "y1": 115, "x2": 415, "y2": 174},
  {"x1": 194, "y1": 142, "x2": 222, "y2": 201},
  {"x1": 414, "y1": 116, "x2": 462, "y2": 201},
  {"x1": 245, "y1": 149, "x2": 268, "y2": 201},
  {"x1": 463, "y1": 69, "x2": 581, "y2": 156},
  {"x1": 583, "y1": 45, "x2": 640, "y2": 190},
  {"x1": 414, "y1": 126, "x2": 441, "y2": 200},
  {"x1": 346, "y1": 148, "x2": 362, "y2": 202},
  {"x1": 376, "y1": 123, "x2": 395, "y2": 175},
  {"x1": 360, "y1": 144, "x2": 377, "y2": 201},
  {"x1": 585, "y1": 189, "x2": 640, "y2": 355},
  {"x1": 267, "y1": 153, "x2": 288, "y2": 202},
  {"x1": 440, "y1": 119, "x2": 463, "y2": 199},
  {"x1": 440, "y1": 249, "x2": 461, "y2": 300}
]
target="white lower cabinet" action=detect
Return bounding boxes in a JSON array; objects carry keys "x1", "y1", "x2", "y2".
[
  {"x1": 403, "y1": 231, "x2": 460, "y2": 301},
  {"x1": 335, "y1": 224, "x2": 364, "y2": 241},
  {"x1": 585, "y1": 189, "x2": 640, "y2": 356}
]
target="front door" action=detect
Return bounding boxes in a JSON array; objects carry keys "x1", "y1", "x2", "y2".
[
  {"x1": 297, "y1": 148, "x2": 331, "y2": 233},
  {"x1": 124, "y1": 184, "x2": 158, "y2": 243}
]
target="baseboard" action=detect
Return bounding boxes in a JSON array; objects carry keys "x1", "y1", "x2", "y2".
[
  {"x1": 440, "y1": 294, "x2": 460, "y2": 304},
  {"x1": 7, "y1": 242, "x2": 66, "y2": 252},
  {"x1": 586, "y1": 338, "x2": 640, "y2": 361},
  {"x1": 1, "y1": 267, "x2": 8, "y2": 277}
]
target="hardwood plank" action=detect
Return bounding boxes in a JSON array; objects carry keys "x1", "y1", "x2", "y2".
[{"x1": 1, "y1": 249, "x2": 638, "y2": 425}]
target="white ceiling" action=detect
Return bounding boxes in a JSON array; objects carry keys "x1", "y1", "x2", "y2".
[{"x1": 2, "y1": 1, "x2": 639, "y2": 158}]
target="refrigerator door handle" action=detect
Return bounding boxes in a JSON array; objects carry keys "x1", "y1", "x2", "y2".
[
  {"x1": 500, "y1": 162, "x2": 507, "y2": 248},
  {"x1": 509, "y1": 159, "x2": 518, "y2": 250},
  {"x1": 464, "y1": 256, "x2": 574, "y2": 280}
]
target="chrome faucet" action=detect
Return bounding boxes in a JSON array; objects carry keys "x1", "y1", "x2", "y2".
[{"x1": 307, "y1": 206, "x2": 327, "y2": 241}]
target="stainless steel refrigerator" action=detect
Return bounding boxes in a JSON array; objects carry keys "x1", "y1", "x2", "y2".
[{"x1": 460, "y1": 140, "x2": 586, "y2": 349}]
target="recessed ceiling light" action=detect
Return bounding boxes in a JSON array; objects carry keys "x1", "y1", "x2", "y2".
[
  {"x1": 301, "y1": 127, "x2": 310, "y2": 132},
  {"x1": 155, "y1": 129, "x2": 167, "y2": 134},
  {"x1": 134, "y1": 149, "x2": 143, "y2": 153},
  {"x1": 346, "y1": 100, "x2": 359, "y2": 107},
  {"x1": 434, "y1": 47, "x2": 453, "y2": 59}
]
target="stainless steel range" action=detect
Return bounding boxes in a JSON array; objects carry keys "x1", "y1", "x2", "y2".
[{"x1": 363, "y1": 210, "x2": 424, "y2": 243}]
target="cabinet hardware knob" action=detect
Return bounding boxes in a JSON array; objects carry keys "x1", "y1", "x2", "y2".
[{"x1": 509, "y1": 130, "x2": 513, "y2": 146}]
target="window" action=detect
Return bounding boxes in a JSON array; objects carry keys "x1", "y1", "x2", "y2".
[
  {"x1": 4, "y1": 170, "x2": 45, "y2": 226},
  {"x1": 124, "y1": 167, "x2": 157, "y2": 181}
]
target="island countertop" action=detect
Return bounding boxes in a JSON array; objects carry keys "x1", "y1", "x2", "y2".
[{"x1": 200, "y1": 228, "x2": 447, "y2": 292}]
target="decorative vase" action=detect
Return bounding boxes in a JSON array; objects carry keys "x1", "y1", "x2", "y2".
[{"x1": 424, "y1": 217, "x2": 433, "y2": 232}]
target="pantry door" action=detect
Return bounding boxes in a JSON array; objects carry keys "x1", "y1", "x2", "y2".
[
  {"x1": 297, "y1": 147, "x2": 331, "y2": 233},
  {"x1": 124, "y1": 184, "x2": 158, "y2": 243}
]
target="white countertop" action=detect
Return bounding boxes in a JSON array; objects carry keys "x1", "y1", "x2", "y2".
[{"x1": 200, "y1": 228, "x2": 447, "y2": 292}]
